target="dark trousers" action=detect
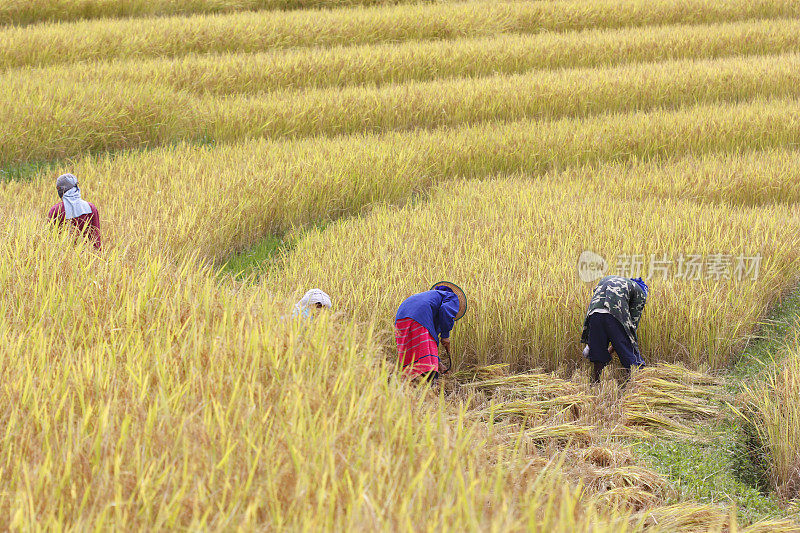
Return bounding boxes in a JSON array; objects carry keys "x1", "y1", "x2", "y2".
[{"x1": 586, "y1": 313, "x2": 645, "y2": 369}]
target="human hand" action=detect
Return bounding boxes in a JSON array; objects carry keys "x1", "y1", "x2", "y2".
[
  {"x1": 441, "y1": 337, "x2": 451, "y2": 353},
  {"x1": 608, "y1": 345, "x2": 616, "y2": 355}
]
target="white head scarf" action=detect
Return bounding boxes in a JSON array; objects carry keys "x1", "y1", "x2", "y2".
[
  {"x1": 56, "y1": 174, "x2": 93, "y2": 220},
  {"x1": 293, "y1": 289, "x2": 332, "y2": 319}
]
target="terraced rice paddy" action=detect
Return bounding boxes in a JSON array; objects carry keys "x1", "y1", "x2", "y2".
[
  {"x1": 0, "y1": 0, "x2": 432, "y2": 27},
  {"x1": 2, "y1": 0, "x2": 800, "y2": 529},
  {"x1": 268, "y1": 176, "x2": 800, "y2": 368}
]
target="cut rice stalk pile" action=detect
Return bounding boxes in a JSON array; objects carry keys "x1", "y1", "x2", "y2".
[
  {"x1": 463, "y1": 373, "x2": 579, "y2": 396},
  {"x1": 632, "y1": 503, "x2": 800, "y2": 532},
  {"x1": 621, "y1": 367, "x2": 725, "y2": 437},
  {"x1": 462, "y1": 363, "x2": 724, "y2": 441},
  {"x1": 488, "y1": 395, "x2": 587, "y2": 419},
  {"x1": 514, "y1": 423, "x2": 597, "y2": 443},
  {"x1": 449, "y1": 363, "x2": 510, "y2": 382}
]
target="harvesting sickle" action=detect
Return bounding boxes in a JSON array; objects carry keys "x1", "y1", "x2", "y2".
[{"x1": 394, "y1": 281, "x2": 467, "y2": 385}]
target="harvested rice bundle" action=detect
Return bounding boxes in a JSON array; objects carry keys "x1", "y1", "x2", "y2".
[
  {"x1": 512, "y1": 423, "x2": 597, "y2": 443},
  {"x1": 584, "y1": 465, "x2": 672, "y2": 509},
  {"x1": 450, "y1": 363, "x2": 510, "y2": 382},
  {"x1": 639, "y1": 363, "x2": 722, "y2": 386},
  {"x1": 581, "y1": 444, "x2": 635, "y2": 468},
  {"x1": 486, "y1": 395, "x2": 588, "y2": 423},
  {"x1": 598, "y1": 486, "x2": 662, "y2": 512},
  {"x1": 463, "y1": 372, "x2": 580, "y2": 397},
  {"x1": 632, "y1": 503, "x2": 731, "y2": 532}
]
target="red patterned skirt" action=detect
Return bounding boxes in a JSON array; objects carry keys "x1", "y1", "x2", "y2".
[{"x1": 395, "y1": 318, "x2": 439, "y2": 377}]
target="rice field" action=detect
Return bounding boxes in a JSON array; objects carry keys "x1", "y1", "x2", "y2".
[
  {"x1": 0, "y1": 0, "x2": 430, "y2": 27},
  {"x1": 3, "y1": 0, "x2": 800, "y2": 69},
  {"x1": 3, "y1": 0, "x2": 800, "y2": 529},
  {"x1": 10, "y1": 17, "x2": 800, "y2": 95},
  {"x1": 267, "y1": 177, "x2": 800, "y2": 369},
  {"x1": 9, "y1": 52, "x2": 800, "y2": 166}
]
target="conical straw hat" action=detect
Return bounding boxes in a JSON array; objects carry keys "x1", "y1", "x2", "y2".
[{"x1": 430, "y1": 281, "x2": 467, "y2": 321}]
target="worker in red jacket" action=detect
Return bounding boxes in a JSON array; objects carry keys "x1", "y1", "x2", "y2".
[{"x1": 47, "y1": 173, "x2": 101, "y2": 251}]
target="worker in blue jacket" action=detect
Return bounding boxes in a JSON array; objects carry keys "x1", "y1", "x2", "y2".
[{"x1": 394, "y1": 282, "x2": 467, "y2": 382}]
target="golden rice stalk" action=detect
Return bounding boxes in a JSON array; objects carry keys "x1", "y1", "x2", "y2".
[
  {"x1": 20, "y1": 18, "x2": 800, "y2": 97},
  {"x1": 621, "y1": 412, "x2": 698, "y2": 438},
  {"x1": 0, "y1": 0, "x2": 432, "y2": 27},
  {"x1": 514, "y1": 424, "x2": 596, "y2": 443},
  {"x1": 604, "y1": 426, "x2": 657, "y2": 441},
  {"x1": 487, "y1": 395, "x2": 588, "y2": 420},
  {"x1": 623, "y1": 390, "x2": 721, "y2": 419},
  {"x1": 741, "y1": 518, "x2": 800, "y2": 533},
  {"x1": 584, "y1": 465, "x2": 670, "y2": 497},
  {"x1": 598, "y1": 487, "x2": 662, "y2": 512},
  {"x1": 3, "y1": 0, "x2": 797, "y2": 69},
  {"x1": 581, "y1": 445, "x2": 634, "y2": 469},
  {"x1": 637, "y1": 363, "x2": 723, "y2": 386},
  {"x1": 450, "y1": 363, "x2": 510, "y2": 382},
  {"x1": 630, "y1": 378, "x2": 721, "y2": 399},
  {"x1": 9, "y1": 51, "x2": 800, "y2": 165},
  {"x1": 740, "y1": 346, "x2": 800, "y2": 500},
  {"x1": 269, "y1": 176, "x2": 800, "y2": 369},
  {"x1": 0, "y1": 219, "x2": 647, "y2": 530},
  {"x1": 632, "y1": 503, "x2": 731, "y2": 532}
]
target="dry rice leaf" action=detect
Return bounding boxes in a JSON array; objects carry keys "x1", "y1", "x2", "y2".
[{"x1": 633, "y1": 503, "x2": 730, "y2": 532}]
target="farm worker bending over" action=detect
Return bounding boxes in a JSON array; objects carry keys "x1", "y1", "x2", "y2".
[
  {"x1": 293, "y1": 289, "x2": 332, "y2": 319},
  {"x1": 581, "y1": 276, "x2": 648, "y2": 384},
  {"x1": 395, "y1": 281, "x2": 467, "y2": 383},
  {"x1": 47, "y1": 173, "x2": 101, "y2": 251}
]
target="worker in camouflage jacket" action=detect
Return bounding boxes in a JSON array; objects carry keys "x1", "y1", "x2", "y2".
[{"x1": 580, "y1": 275, "x2": 649, "y2": 384}]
